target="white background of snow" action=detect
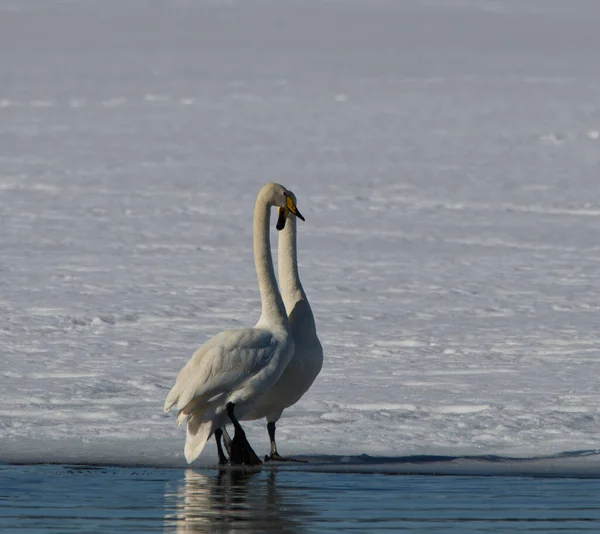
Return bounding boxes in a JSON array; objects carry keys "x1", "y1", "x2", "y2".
[{"x1": 1, "y1": 0, "x2": 600, "y2": 467}]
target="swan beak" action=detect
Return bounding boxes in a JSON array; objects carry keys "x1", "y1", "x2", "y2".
[
  {"x1": 276, "y1": 208, "x2": 288, "y2": 231},
  {"x1": 286, "y1": 196, "x2": 305, "y2": 222}
]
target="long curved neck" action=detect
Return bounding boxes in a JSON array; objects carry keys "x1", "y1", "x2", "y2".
[
  {"x1": 278, "y1": 215, "x2": 306, "y2": 313},
  {"x1": 254, "y1": 192, "x2": 288, "y2": 329}
]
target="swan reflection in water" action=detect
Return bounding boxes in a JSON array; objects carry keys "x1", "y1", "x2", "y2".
[{"x1": 165, "y1": 468, "x2": 309, "y2": 533}]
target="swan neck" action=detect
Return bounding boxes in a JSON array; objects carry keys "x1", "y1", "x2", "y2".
[
  {"x1": 278, "y1": 215, "x2": 305, "y2": 312},
  {"x1": 254, "y1": 192, "x2": 288, "y2": 327}
]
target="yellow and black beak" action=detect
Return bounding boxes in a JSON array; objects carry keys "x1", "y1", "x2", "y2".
[
  {"x1": 286, "y1": 195, "x2": 305, "y2": 222},
  {"x1": 276, "y1": 196, "x2": 305, "y2": 231}
]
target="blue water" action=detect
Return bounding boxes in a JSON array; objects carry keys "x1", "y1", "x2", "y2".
[{"x1": 2, "y1": 464, "x2": 600, "y2": 533}]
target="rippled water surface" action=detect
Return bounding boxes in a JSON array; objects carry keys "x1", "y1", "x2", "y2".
[{"x1": 2, "y1": 465, "x2": 600, "y2": 533}]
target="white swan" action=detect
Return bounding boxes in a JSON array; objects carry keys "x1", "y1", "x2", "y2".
[
  {"x1": 241, "y1": 190, "x2": 323, "y2": 460},
  {"x1": 163, "y1": 182, "x2": 305, "y2": 465}
]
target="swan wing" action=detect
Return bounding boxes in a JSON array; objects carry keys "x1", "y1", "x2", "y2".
[{"x1": 164, "y1": 327, "x2": 278, "y2": 416}]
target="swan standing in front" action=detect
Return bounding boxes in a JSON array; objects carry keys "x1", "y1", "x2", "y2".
[
  {"x1": 163, "y1": 182, "x2": 305, "y2": 466},
  {"x1": 242, "y1": 191, "x2": 323, "y2": 461}
]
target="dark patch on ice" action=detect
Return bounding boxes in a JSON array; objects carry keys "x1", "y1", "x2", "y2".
[
  {"x1": 270, "y1": 449, "x2": 600, "y2": 477},
  {"x1": 293, "y1": 449, "x2": 600, "y2": 465},
  {"x1": 62, "y1": 465, "x2": 109, "y2": 474},
  {"x1": 4, "y1": 450, "x2": 600, "y2": 478}
]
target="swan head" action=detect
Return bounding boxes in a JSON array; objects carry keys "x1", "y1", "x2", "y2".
[
  {"x1": 275, "y1": 189, "x2": 305, "y2": 231},
  {"x1": 262, "y1": 185, "x2": 304, "y2": 231}
]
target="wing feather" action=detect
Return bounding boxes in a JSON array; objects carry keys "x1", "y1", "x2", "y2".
[{"x1": 164, "y1": 327, "x2": 278, "y2": 418}]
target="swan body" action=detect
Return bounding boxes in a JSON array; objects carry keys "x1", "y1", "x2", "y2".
[
  {"x1": 244, "y1": 193, "x2": 323, "y2": 457},
  {"x1": 163, "y1": 182, "x2": 303, "y2": 464}
]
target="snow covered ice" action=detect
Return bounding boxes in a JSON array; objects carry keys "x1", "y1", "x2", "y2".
[{"x1": 1, "y1": 0, "x2": 600, "y2": 471}]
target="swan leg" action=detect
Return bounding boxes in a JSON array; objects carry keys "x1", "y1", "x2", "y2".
[
  {"x1": 264, "y1": 421, "x2": 305, "y2": 463},
  {"x1": 267, "y1": 421, "x2": 280, "y2": 459},
  {"x1": 221, "y1": 427, "x2": 233, "y2": 457},
  {"x1": 214, "y1": 428, "x2": 229, "y2": 466},
  {"x1": 227, "y1": 402, "x2": 262, "y2": 466}
]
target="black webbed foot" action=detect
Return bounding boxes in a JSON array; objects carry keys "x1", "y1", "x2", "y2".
[
  {"x1": 263, "y1": 421, "x2": 305, "y2": 462},
  {"x1": 227, "y1": 402, "x2": 262, "y2": 467}
]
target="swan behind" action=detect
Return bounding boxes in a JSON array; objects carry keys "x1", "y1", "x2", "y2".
[{"x1": 244, "y1": 192, "x2": 323, "y2": 459}]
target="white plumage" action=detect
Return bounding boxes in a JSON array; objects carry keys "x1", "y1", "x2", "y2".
[
  {"x1": 243, "y1": 191, "x2": 323, "y2": 459},
  {"x1": 163, "y1": 182, "x2": 304, "y2": 464}
]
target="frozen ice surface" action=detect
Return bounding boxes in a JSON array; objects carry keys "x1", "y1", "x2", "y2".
[{"x1": 1, "y1": 0, "x2": 600, "y2": 470}]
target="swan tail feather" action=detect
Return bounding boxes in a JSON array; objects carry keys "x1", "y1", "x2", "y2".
[{"x1": 184, "y1": 407, "x2": 216, "y2": 464}]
